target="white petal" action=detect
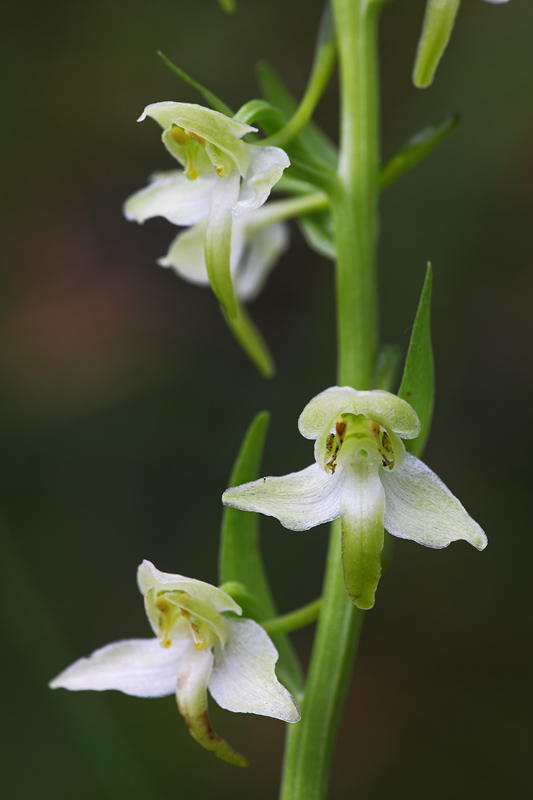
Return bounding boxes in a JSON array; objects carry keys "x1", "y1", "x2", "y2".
[
  {"x1": 299, "y1": 386, "x2": 420, "y2": 440},
  {"x1": 235, "y1": 145, "x2": 290, "y2": 214},
  {"x1": 158, "y1": 223, "x2": 210, "y2": 285},
  {"x1": 137, "y1": 561, "x2": 241, "y2": 615},
  {"x1": 209, "y1": 618, "x2": 300, "y2": 722},
  {"x1": 222, "y1": 463, "x2": 343, "y2": 531},
  {"x1": 123, "y1": 173, "x2": 214, "y2": 226},
  {"x1": 234, "y1": 220, "x2": 289, "y2": 302},
  {"x1": 49, "y1": 638, "x2": 184, "y2": 697},
  {"x1": 381, "y1": 453, "x2": 487, "y2": 550}
]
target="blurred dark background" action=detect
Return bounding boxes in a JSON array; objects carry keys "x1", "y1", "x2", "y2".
[{"x1": 1, "y1": 1, "x2": 531, "y2": 797}]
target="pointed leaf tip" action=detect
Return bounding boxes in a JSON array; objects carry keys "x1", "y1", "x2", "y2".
[{"x1": 399, "y1": 264, "x2": 434, "y2": 458}]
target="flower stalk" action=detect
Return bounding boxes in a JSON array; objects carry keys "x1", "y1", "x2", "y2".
[{"x1": 280, "y1": 0, "x2": 382, "y2": 796}]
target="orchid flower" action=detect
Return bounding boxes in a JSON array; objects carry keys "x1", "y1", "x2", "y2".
[
  {"x1": 124, "y1": 102, "x2": 290, "y2": 318},
  {"x1": 49, "y1": 560, "x2": 300, "y2": 766},
  {"x1": 223, "y1": 387, "x2": 487, "y2": 611}
]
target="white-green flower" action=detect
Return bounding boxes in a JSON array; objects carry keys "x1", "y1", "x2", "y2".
[
  {"x1": 124, "y1": 102, "x2": 290, "y2": 318},
  {"x1": 50, "y1": 560, "x2": 300, "y2": 766},
  {"x1": 223, "y1": 387, "x2": 487, "y2": 610}
]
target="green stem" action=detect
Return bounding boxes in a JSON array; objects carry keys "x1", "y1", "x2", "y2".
[
  {"x1": 247, "y1": 192, "x2": 329, "y2": 232},
  {"x1": 261, "y1": 3, "x2": 336, "y2": 148},
  {"x1": 262, "y1": 599, "x2": 321, "y2": 637},
  {"x1": 280, "y1": 521, "x2": 363, "y2": 800},
  {"x1": 332, "y1": 0, "x2": 381, "y2": 389},
  {"x1": 280, "y1": 1, "x2": 382, "y2": 798}
]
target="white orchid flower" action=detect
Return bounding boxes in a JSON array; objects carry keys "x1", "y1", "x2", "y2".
[
  {"x1": 124, "y1": 102, "x2": 290, "y2": 318},
  {"x1": 157, "y1": 201, "x2": 289, "y2": 303},
  {"x1": 223, "y1": 387, "x2": 487, "y2": 610},
  {"x1": 49, "y1": 560, "x2": 300, "y2": 766}
]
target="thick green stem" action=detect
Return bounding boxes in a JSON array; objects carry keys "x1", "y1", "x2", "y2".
[
  {"x1": 332, "y1": 0, "x2": 380, "y2": 389},
  {"x1": 280, "y1": 520, "x2": 363, "y2": 800},
  {"x1": 280, "y1": 2, "x2": 382, "y2": 798}
]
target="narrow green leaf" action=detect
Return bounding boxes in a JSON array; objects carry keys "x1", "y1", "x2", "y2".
[
  {"x1": 158, "y1": 52, "x2": 234, "y2": 117},
  {"x1": 372, "y1": 344, "x2": 403, "y2": 392},
  {"x1": 379, "y1": 114, "x2": 460, "y2": 191},
  {"x1": 298, "y1": 211, "x2": 335, "y2": 261},
  {"x1": 398, "y1": 263, "x2": 434, "y2": 457},
  {"x1": 219, "y1": 413, "x2": 303, "y2": 693}
]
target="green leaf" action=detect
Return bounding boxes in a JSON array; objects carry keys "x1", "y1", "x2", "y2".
[
  {"x1": 372, "y1": 345, "x2": 403, "y2": 392},
  {"x1": 412, "y1": 0, "x2": 461, "y2": 89},
  {"x1": 219, "y1": 413, "x2": 303, "y2": 693},
  {"x1": 157, "y1": 52, "x2": 234, "y2": 117},
  {"x1": 379, "y1": 114, "x2": 460, "y2": 191},
  {"x1": 398, "y1": 263, "x2": 434, "y2": 458},
  {"x1": 298, "y1": 210, "x2": 335, "y2": 260}
]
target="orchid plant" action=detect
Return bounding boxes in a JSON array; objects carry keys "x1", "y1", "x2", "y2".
[{"x1": 50, "y1": 0, "x2": 512, "y2": 797}]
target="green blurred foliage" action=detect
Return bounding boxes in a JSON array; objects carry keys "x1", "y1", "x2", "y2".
[{"x1": 1, "y1": 1, "x2": 532, "y2": 798}]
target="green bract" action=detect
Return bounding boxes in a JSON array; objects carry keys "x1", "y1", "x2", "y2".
[
  {"x1": 50, "y1": 560, "x2": 300, "y2": 766},
  {"x1": 124, "y1": 102, "x2": 290, "y2": 319},
  {"x1": 223, "y1": 387, "x2": 487, "y2": 610}
]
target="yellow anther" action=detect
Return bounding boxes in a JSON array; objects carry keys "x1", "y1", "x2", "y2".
[
  {"x1": 195, "y1": 641, "x2": 203, "y2": 651},
  {"x1": 169, "y1": 127, "x2": 188, "y2": 146},
  {"x1": 216, "y1": 167, "x2": 225, "y2": 178},
  {"x1": 164, "y1": 639, "x2": 171, "y2": 649},
  {"x1": 156, "y1": 596, "x2": 171, "y2": 613},
  {"x1": 187, "y1": 168, "x2": 199, "y2": 181}
]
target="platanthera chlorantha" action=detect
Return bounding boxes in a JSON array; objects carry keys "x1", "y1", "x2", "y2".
[
  {"x1": 50, "y1": 560, "x2": 299, "y2": 766},
  {"x1": 224, "y1": 387, "x2": 486, "y2": 610}
]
